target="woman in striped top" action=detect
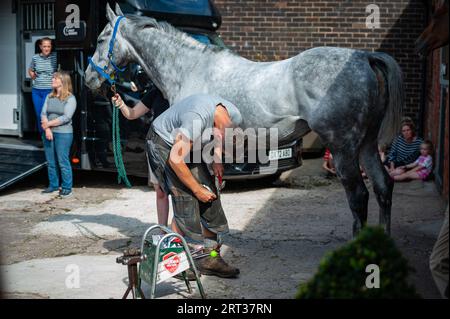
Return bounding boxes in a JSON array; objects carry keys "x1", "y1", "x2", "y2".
[
  {"x1": 384, "y1": 121, "x2": 423, "y2": 172},
  {"x1": 28, "y1": 37, "x2": 57, "y2": 134}
]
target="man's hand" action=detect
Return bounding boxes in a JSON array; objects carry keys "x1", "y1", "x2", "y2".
[
  {"x1": 194, "y1": 186, "x2": 217, "y2": 203},
  {"x1": 45, "y1": 128, "x2": 53, "y2": 141},
  {"x1": 212, "y1": 163, "x2": 224, "y2": 178},
  {"x1": 111, "y1": 94, "x2": 124, "y2": 109}
]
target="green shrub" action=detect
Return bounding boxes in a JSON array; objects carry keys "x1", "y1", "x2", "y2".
[{"x1": 296, "y1": 226, "x2": 420, "y2": 299}]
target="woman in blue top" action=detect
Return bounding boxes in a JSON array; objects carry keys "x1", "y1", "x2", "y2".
[
  {"x1": 41, "y1": 71, "x2": 77, "y2": 198},
  {"x1": 28, "y1": 37, "x2": 57, "y2": 134}
]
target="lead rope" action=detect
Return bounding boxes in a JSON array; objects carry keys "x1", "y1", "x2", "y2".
[
  {"x1": 87, "y1": 15, "x2": 130, "y2": 187},
  {"x1": 111, "y1": 84, "x2": 132, "y2": 188}
]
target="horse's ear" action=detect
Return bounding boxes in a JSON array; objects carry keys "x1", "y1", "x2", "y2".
[
  {"x1": 106, "y1": 3, "x2": 116, "y2": 24},
  {"x1": 115, "y1": 3, "x2": 124, "y2": 16}
]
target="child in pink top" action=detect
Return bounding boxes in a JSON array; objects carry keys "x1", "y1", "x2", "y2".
[{"x1": 391, "y1": 140, "x2": 433, "y2": 181}]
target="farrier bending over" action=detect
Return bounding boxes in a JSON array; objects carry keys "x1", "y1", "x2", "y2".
[{"x1": 146, "y1": 93, "x2": 242, "y2": 278}]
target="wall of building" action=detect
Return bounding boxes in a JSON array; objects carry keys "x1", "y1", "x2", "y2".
[
  {"x1": 214, "y1": 0, "x2": 427, "y2": 122},
  {"x1": 423, "y1": 46, "x2": 449, "y2": 198}
]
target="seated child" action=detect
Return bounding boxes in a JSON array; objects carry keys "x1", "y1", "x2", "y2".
[
  {"x1": 322, "y1": 148, "x2": 336, "y2": 176},
  {"x1": 390, "y1": 140, "x2": 433, "y2": 182}
]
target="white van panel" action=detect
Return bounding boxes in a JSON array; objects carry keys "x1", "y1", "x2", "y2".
[{"x1": 0, "y1": 1, "x2": 18, "y2": 133}]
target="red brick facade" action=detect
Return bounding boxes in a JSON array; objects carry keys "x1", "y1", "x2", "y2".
[
  {"x1": 423, "y1": 41, "x2": 449, "y2": 198},
  {"x1": 214, "y1": 0, "x2": 426, "y2": 121}
]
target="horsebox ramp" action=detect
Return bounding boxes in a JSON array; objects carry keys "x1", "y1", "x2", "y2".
[{"x1": 0, "y1": 142, "x2": 46, "y2": 191}]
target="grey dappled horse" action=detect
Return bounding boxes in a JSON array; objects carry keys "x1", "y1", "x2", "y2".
[{"x1": 85, "y1": 4, "x2": 404, "y2": 236}]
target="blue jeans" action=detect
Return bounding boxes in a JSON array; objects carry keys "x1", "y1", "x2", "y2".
[
  {"x1": 43, "y1": 132, "x2": 73, "y2": 191},
  {"x1": 32, "y1": 88, "x2": 52, "y2": 134}
]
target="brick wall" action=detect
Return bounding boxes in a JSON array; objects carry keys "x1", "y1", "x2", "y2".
[
  {"x1": 423, "y1": 41, "x2": 449, "y2": 198},
  {"x1": 214, "y1": 0, "x2": 427, "y2": 122}
]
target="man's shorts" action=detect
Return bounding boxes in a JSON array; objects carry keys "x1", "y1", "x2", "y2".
[
  {"x1": 146, "y1": 127, "x2": 229, "y2": 242},
  {"x1": 145, "y1": 151, "x2": 159, "y2": 185}
]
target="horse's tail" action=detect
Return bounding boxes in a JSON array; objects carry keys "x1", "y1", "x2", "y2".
[{"x1": 368, "y1": 52, "x2": 404, "y2": 146}]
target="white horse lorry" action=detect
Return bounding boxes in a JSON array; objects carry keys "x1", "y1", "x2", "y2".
[
  {"x1": 0, "y1": 0, "x2": 303, "y2": 191},
  {"x1": 0, "y1": 0, "x2": 52, "y2": 190}
]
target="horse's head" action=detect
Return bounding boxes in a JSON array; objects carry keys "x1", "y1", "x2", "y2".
[
  {"x1": 415, "y1": 0, "x2": 449, "y2": 59},
  {"x1": 85, "y1": 3, "x2": 129, "y2": 90}
]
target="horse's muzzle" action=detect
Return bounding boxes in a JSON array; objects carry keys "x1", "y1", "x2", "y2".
[{"x1": 84, "y1": 66, "x2": 103, "y2": 90}]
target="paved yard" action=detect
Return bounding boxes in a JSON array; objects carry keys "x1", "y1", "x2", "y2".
[{"x1": 0, "y1": 158, "x2": 446, "y2": 299}]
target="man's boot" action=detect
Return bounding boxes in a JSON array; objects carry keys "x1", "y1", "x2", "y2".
[{"x1": 194, "y1": 247, "x2": 240, "y2": 278}]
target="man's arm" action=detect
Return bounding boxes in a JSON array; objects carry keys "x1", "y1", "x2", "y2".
[
  {"x1": 212, "y1": 130, "x2": 224, "y2": 177},
  {"x1": 168, "y1": 133, "x2": 216, "y2": 203},
  {"x1": 112, "y1": 94, "x2": 150, "y2": 120}
]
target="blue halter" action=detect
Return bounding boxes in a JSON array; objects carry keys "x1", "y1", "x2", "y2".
[{"x1": 88, "y1": 16, "x2": 127, "y2": 86}]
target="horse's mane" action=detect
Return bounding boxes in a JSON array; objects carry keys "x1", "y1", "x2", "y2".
[{"x1": 125, "y1": 14, "x2": 227, "y2": 54}]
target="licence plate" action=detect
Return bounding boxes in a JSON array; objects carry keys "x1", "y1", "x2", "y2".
[{"x1": 268, "y1": 148, "x2": 292, "y2": 161}]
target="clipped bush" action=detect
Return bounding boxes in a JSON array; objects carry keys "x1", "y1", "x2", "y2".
[{"x1": 296, "y1": 226, "x2": 420, "y2": 298}]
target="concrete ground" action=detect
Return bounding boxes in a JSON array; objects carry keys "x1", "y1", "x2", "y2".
[{"x1": 0, "y1": 158, "x2": 447, "y2": 299}]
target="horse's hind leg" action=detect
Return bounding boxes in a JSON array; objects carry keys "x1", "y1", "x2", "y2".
[
  {"x1": 360, "y1": 141, "x2": 394, "y2": 235},
  {"x1": 333, "y1": 150, "x2": 370, "y2": 237}
]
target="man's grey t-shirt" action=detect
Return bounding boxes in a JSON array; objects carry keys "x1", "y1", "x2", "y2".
[{"x1": 151, "y1": 94, "x2": 242, "y2": 147}]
